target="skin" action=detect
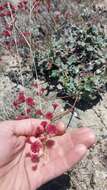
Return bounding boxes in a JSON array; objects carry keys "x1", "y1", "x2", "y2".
[{"x1": 0, "y1": 119, "x2": 96, "y2": 190}]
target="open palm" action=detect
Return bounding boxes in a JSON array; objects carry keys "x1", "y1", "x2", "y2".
[{"x1": 0, "y1": 119, "x2": 95, "y2": 190}]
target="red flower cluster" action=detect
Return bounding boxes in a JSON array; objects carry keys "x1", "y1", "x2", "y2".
[
  {"x1": 0, "y1": 2, "x2": 16, "y2": 39},
  {"x1": 13, "y1": 91, "x2": 25, "y2": 109},
  {"x1": 45, "y1": 112, "x2": 53, "y2": 120},
  {"x1": 35, "y1": 109, "x2": 43, "y2": 116},
  {"x1": 26, "y1": 120, "x2": 64, "y2": 170},
  {"x1": 26, "y1": 97, "x2": 35, "y2": 106},
  {"x1": 18, "y1": 0, "x2": 28, "y2": 11},
  {"x1": 13, "y1": 91, "x2": 36, "y2": 111},
  {"x1": 35, "y1": 122, "x2": 59, "y2": 137},
  {"x1": 2, "y1": 30, "x2": 12, "y2": 37},
  {"x1": 0, "y1": 2, "x2": 16, "y2": 17},
  {"x1": 31, "y1": 140, "x2": 42, "y2": 153},
  {"x1": 33, "y1": 0, "x2": 41, "y2": 14},
  {"x1": 0, "y1": 2, "x2": 16, "y2": 11},
  {"x1": 52, "y1": 102, "x2": 60, "y2": 110},
  {"x1": 13, "y1": 89, "x2": 62, "y2": 121}
]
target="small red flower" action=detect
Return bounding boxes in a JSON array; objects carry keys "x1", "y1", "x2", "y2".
[
  {"x1": 10, "y1": 4, "x2": 17, "y2": 11},
  {"x1": 35, "y1": 125, "x2": 45, "y2": 137},
  {"x1": 31, "y1": 154, "x2": 39, "y2": 163},
  {"x1": 45, "y1": 112, "x2": 53, "y2": 120},
  {"x1": 26, "y1": 108, "x2": 31, "y2": 113},
  {"x1": 4, "y1": 11, "x2": 11, "y2": 17},
  {"x1": 5, "y1": 25, "x2": 13, "y2": 31},
  {"x1": 46, "y1": 139, "x2": 55, "y2": 148},
  {"x1": 33, "y1": 0, "x2": 40, "y2": 13},
  {"x1": 32, "y1": 165, "x2": 37, "y2": 171},
  {"x1": 4, "y1": 2, "x2": 17, "y2": 11},
  {"x1": 0, "y1": 13, "x2": 5, "y2": 17},
  {"x1": 3, "y1": 2, "x2": 10, "y2": 7},
  {"x1": 13, "y1": 92, "x2": 27, "y2": 108},
  {"x1": 18, "y1": 0, "x2": 28, "y2": 10},
  {"x1": 2, "y1": 30, "x2": 12, "y2": 37},
  {"x1": 13, "y1": 100, "x2": 19, "y2": 109},
  {"x1": 0, "y1": 5, "x2": 4, "y2": 11},
  {"x1": 41, "y1": 121, "x2": 48, "y2": 128},
  {"x1": 26, "y1": 97, "x2": 35, "y2": 106},
  {"x1": 46, "y1": 124, "x2": 58, "y2": 136},
  {"x1": 31, "y1": 140, "x2": 42, "y2": 153},
  {"x1": 35, "y1": 109, "x2": 43, "y2": 116},
  {"x1": 17, "y1": 91, "x2": 26, "y2": 104},
  {"x1": 52, "y1": 102, "x2": 60, "y2": 110}
]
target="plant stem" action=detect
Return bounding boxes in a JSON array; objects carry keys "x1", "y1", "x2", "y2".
[{"x1": 66, "y1": 96, "x2": 79, "y2": 128}]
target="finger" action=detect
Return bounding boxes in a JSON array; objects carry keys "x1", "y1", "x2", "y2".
[
  {"x1": 55, "y1": 121, "x2": 66, "y2": 135},
  {"x1": 33, "y1": 144, "x2": 87, "y2": 189},
  {"x1": 69, "y1": 127, "x2": 96, "y2": 148},
  {"x1": 52, "y1": 144, "x2": 87, "y2": 175},
  {"x1": 13, "y1": 119, "x2": 50, "y2": 136}
]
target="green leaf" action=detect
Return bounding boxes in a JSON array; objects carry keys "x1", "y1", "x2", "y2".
[{"x1": 51, "y1": 70, "x2": 58, "y2": 78}]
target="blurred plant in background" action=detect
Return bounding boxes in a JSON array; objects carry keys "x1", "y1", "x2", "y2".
[
  {"x1": 0, "y1": 0, "x2": 106, "y2": 121},
  {"x1": 36, "y1": 24, "x2": 107, "y2": 101}
]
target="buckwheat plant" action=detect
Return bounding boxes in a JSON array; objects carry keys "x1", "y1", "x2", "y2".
[{"x1": 0, "y1": 0, "x2": 74, "y2": 171}]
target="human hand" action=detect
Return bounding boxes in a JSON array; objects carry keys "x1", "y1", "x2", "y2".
[{"x1": 0, "y1": 119, "x2": 95, "y2": 190}]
